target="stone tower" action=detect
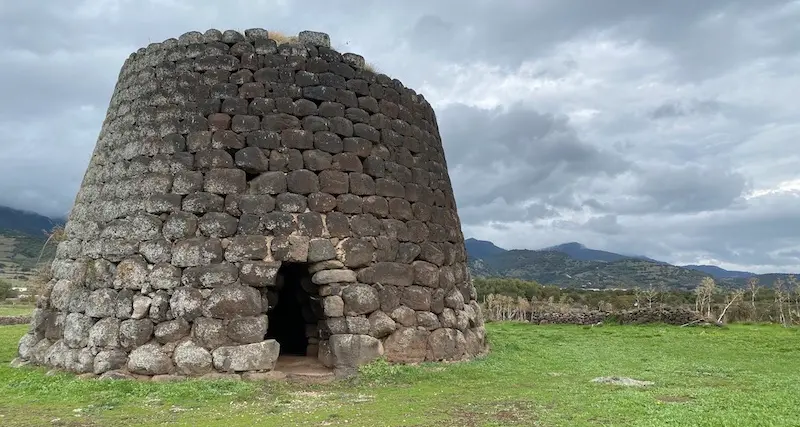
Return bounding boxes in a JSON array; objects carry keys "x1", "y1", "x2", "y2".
[{"x1": 15, "y1": 28, "x2": 488, "y2": 378}]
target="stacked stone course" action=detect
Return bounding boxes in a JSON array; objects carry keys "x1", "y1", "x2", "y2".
[{"x1": 15, "y1": 28, "x2": 488, "y2": 379}]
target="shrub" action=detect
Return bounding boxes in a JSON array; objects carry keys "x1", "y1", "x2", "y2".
[{"x1": 0, "y1": 279, "x2": 17, "y2": 300}]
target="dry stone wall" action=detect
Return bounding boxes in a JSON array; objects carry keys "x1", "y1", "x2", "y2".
[
  {"x1": 527, "y1": 307, "x2": 703, "y2": 326},
  {"x1": 15, "y1": 28, "x2": 488, "y2": 378}
]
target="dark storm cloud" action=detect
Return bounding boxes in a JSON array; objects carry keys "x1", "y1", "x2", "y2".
[
  {"x1": 630, "y1": 163, "x2": 750, "y2": 214},
  {"x1": 439, "y1": 102, "x2": 630, "y2": 209}
]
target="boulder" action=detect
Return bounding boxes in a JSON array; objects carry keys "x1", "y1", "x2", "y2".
[
  {"x1": 356, "y1": 262, "x2": 413, "y2": 287},
  {"x1": 426, "y1": 328, "x2": 467, "y2": 361},
  {"x1": 342, "y1": 284, "x2": 380, "y2": 315},
  {"x1": 328, "y1": 334, "x2": 382, "y2": 368},
  {"x1": 127, "y1": 343, "x2": 174, "y2": 375},
  {"x1": 174, "y1": 341, "x2": 213, "y2": 375},
  {"x1": 212, "y1": 340, "x2": 280, "y2": 372},
  {"x1": 203, "y1": 284, "x2": 262, "y2": 319},
  {"x1": 384, "y1": 328, "x2": 429, "y2": 363}
]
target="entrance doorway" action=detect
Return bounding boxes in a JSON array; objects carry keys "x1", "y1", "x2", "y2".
[{"x1": 266, "y1": 262, "x2": 319, "y2": 357}]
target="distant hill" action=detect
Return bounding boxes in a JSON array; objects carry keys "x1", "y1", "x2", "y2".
[
  {"x1": 543, "y1": 242, "x2": 635, "y2": 262},
  {"x1": 0, "y1": 206, "x2": 63, "y2": 273},
  {"x1": 682, "y1": 265, "x2": 756, "y2": 279},
  {"x1": 464, "y1": 238, "x2": 507, "y2": 259},
  {"x1": 468, "y1": 248, "x2": 707, "y2": 290},
  {"x1": 0, "y1": 206, "x2": 64, "y2": 237},
  {"x1": 465, "y1": 239, "x2": 796, "y2": 290}
]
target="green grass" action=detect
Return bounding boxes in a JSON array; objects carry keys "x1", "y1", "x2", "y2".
[
  {"x1": 1, "y1": 322, "x2": 799, "y2": 426},
  {"x1": 0, "y1": 305, "x2": 34, "y2": 317}
]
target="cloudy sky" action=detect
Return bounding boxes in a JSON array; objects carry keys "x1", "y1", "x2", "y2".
[{"x1": 1, "y1": 0, "x2": 799, "y2": 273}]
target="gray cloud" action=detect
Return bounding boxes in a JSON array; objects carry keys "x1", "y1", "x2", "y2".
[
  {"x1": 0, "y1": 0, "x2": 798, "y2": 273},
  {"x1": 650, "y1": 99, "x2": 723, "y2": 120},
  {"x1": 440, "y1": 103, "x2": 630, "y2": 209}
]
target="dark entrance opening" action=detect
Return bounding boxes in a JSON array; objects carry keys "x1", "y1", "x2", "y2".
[{"x1": 266, "y1": 262, "x2": 317, "y2": 357}]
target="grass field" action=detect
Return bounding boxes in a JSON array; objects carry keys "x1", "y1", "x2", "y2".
[
  {"x1": 0, "y1": 322, "x2": 798, "y2": 426},
  {"x1": 0, "y1": 305, "x2": 34, "y2": 317}
]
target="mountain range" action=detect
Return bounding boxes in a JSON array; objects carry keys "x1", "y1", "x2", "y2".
[
  {"x1": 465, "y1": 238, "x2": 795, "y2": 289},
  {"x1": 0, "y1": 206, "x2": 64, "y2": 237}
]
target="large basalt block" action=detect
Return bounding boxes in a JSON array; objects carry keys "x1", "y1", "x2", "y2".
[{"x1": 15, "y1": 27, "x2": 487, "y2": 378}]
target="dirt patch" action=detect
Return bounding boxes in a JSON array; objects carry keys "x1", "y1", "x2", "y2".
[{"x1": 591, "y1": 376, "x2": 654, "y2": 387}]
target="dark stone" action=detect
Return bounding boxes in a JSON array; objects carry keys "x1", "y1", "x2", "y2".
[
  {"x1": 319, "y1": 170, "x2": 349, "y2": 194},
  {"x1": 362, "y1": 196, "x2": 389, "y2": 217},
  {"x1": 249, "y1": 171, "x2": 287, "y2": 194},
  {"x1": 198, "y1": 212, "x2": 238, "y2": 237},
  {"x1": 239, "y1": 261, "x2": 280, "y2": 287},
  {"x1": 303, "y1": 150, "x2": 332, "y2": 171},
  {"x1": 358, "y1": 262, "x2": 414, "y2": 287},
  {"x1": 287, "y1": 169, "x2": 319, "y2": 194},
  {"x1": 326, "y1": 212, "x2": 351, "y2": 238},
  {"x1": 308, "y1": 238, "x2": 336, "y2": 262},
  {"x1": 234, "y1": 147, "x2": 270, "y2": 173},
  {"x1": 308, "y1": 192, "x2": 336, "y2": 212},
  {"x1": 281, "y1": 129, "x2": 314, "y2": 149},
  {"x1": 182, "y1": 263, "x2": 239, "y2": 288},
  {"x1": 225, "y1": 236, "x2": 270, "y2": 261},
  {"x1": 349, "y1": 173, "x2": 375, "y2": 195},
  {"x1": 337, "y1": 238, "x2": 374, "y2": 268},
  {"x1": 332, "y1": 153, "x2": 363, "y2": 172},
  {"x1": 275, "y1": 192, "x2": 307, "y2": 212},
  {"x1": 335, "y1": 194, "x2": 362, "y2": 213},
  {"x1": 204, "y1": 284, "x2": 263, "y2": 319},
  {"x1": 297, "y1": 212, "x2": 325, "y2": 237}
]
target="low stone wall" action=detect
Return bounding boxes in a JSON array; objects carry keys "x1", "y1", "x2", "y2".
[
  {"x1": 527, "y1": 307, "x2": 703, "y2": 326},
  {"x1": 529, "y1": 311, "x2": 606, "y2": 325},
  {"x1": 0, "y1": 316, "x2": 32, "y2": 326}
]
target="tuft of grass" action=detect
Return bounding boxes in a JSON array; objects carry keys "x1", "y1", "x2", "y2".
[
  {"x1": 267, "y1": 30, "x2": 298, "y2": 45},
  {"x1": 363, "y1": 62, "x2": 378, "y2": 73},
  {"x1": 1, "y1": 323, "x2": 800, "y2": 426}
]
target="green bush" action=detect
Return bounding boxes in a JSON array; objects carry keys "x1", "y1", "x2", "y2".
[{"x1": 0, "y1": 279, "x2": 17, "y2": 300}]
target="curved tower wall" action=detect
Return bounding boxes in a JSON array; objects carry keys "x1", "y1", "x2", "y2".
[{"x1": 16, "y1": 28, "x2": 488, "y2": 378}]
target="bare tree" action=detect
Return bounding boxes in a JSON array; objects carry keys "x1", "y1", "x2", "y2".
[
  {"x1": 694, "y1": 277, "x2": 717, "y2": 319},
  {"x1": 774, "y1": 278, "x2": 789, "y2": 327},
  {"x1": 717, "y1": 290, "x2": 744, "y2": 323},
  {"x1": 746, "y1": 277, "x2": 760, "y2": 320},
  {"x1": 644, "y1": 284, "x2": 660, "y2": 308},
  {"x1": 787, "y1": 275, "x2": 800, "y2": 324}
]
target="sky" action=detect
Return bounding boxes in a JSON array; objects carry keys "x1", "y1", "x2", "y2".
[{"x1": 1, "y1": 0, "x2": 799, "y2": 273}]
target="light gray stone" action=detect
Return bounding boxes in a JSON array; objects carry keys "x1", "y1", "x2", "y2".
[
  {"x1": 328, "y1": 334, "x2": 381, "y2": 368},
  {"x1": 128, "y1": 343, "x2": 174, "y2": 375},
  {"x1": 174, "y1": 341, "x2": 213, "y2": 375},
  {"x1": 155, "y1": 318, "x2": 191, "y2": 343},
  {"x1": 94, "y1": 350, "x2": 128, "y2": 374},
  {"x1": 212, "y1": 340, "x2": 280, "y2": 372},
  {"x1": 88, "y1": 317, "x2": 120, "y2": 348},
  {"x1": 226, "y1": 316, "x2": 268, "y2": 344},
  {"x1": 63, "y1": 313, "x2": 95, "y2": 349},
  {"x1": 368, "y1": 310, "x2": 396, "y2": 338},
  {"x1": 312, "y1": 269, "x2": 357, "y2": 285},
  {"x1": 341, "y1": 284, "x2": 380, "y2": 315},
  {"x1": 322, "y1": 295, "x2": 345, "y2": 317},
  {"x1": 85, "y1": 289, "x2": 118, "y2": 318}
]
